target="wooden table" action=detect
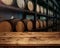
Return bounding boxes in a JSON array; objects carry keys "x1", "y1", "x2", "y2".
[{"x1": 0, "y1": 32, "x2": 60, "y2": 46}]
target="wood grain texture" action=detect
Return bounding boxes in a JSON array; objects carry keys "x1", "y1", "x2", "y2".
[{"x1": 0, "y1": 32, "x2": 60, "y2": 46}]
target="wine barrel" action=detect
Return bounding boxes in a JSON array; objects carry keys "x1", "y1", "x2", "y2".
[
  {"x1": 36, "y1": 4, "x2": 40, "y2": 13},
  {"x1": 10, "y1": 19, "x2": 25, "y2": 32},
  {"x1": 0, "y1": 0, "x2": 14, "y2": 6},
  {"x1": 17, "y1": 0, "x2": 25, "y2": 9},
  {"x1": 27, "y1": 1, "x2": 34, "y2": 11},
  {"x1": 44, "y1": 8, "x2": 46, "y2": 15},
  {"x1": 36, "y1": 20, "x2": 43, "y2": 29},
  {"x1": 36, "y1": 20, "x2": 40, "y2": 29},
  {"x1": 43, "y1": 21, "x2": 46, "y2": 27},
  {"x1": 23, "y1": 19, "x2": 33, "y2": 31},
  {"x1": 16, "y1": 21, "x2": 25, "y2": 32},
  {"x1": 25, "y1": 0, "x2": 34, "y2": 11},
  {"x1": 0, "y1": 21, "x2": 12, "y2": 32},
  {"x1": 40, "y1": 6, "x2": 44, "y2": 14},
  {"x1": 39, "y1": 20, "x2": 43, "y2": 28}
]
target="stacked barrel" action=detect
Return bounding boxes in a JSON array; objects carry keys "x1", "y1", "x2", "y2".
[
  {"x1": 0, "y1": 0, "x2": 34, "y2": 11},
  {"x1": 0, "y1": 0, "x2": 47, "y2": 14},
  {"x1": 0, "y1": 20, "x2": 12, "y2": 32},
  {"x1": 0, "y1": 0, "x2": 51, "y2": 32},
  {"x1": 0, "y1": 0, "x2": 46, "y2": 14},
  {"x1": 36, "y1": 20, "x2": 46, "y2": 29},
  {"x1": 0, "y1": 0, "x2": 14, "y2": 6},
  {"x1": 0, "y1": 19, "x2": 34, "y2": 32}
]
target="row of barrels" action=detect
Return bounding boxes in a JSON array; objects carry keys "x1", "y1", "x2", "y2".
[
  {"x1": 0, "y1": 0, "x2": 54, "y2": 15},
  {"x1": 36, "y1": 20, "x2": 46, "y2": 29},
  {"x1": 48, "y1": 9, "x2": 53, "y2": 16},
  {"x1": 0, "y1": 19, "x2": 46, "y2": 32},
  {"x1": 43, "y1": 0, "x2": 53, "y2": 16},
  {"x1": 35, "y1": 3, "x2": 53, "y2": 16},
  {"x1": 0, "y1": 0, "x2": 46, "y2": 14},
  {"x1": 36, "y1": 4, "x2": 46, "y2": 14},
  {"x1": 0, "y1": 0, "x2": 34, "y2": 11}
]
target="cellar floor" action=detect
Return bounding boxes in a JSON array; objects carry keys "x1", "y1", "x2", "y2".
[{"x1": 0, "y1": 32, "x2": 60, "y2": 46}]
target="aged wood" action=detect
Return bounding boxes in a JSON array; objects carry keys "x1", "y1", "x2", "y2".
[
  {"x1": 43, "y1": 21, "x2": 46, "y2": 27},
  {"x1": 17, "y1": 0, "x2": 25, "y2": 9},
  {"x1": 36, "y1": 4, "x2": 40, "y2": 13},
  {"x1": 0, "y1": 32, "x2": 60, "y2": 37},
  {"x1": 27, "y1": 1, "x2": 34, "y2": 11},
  {"x1": 44, "y1": 8, "x2": 46, "y2": 15},
  {"x1": 38, "y1": 20, "x2": 43, "y2": 28},
  {"x1": 36, "y1": 20, "x2": 43, "y2": 29},
  {"x1": 0, "y1": 21, "x2": 12, "y2": 32},
  {"x1": 0, "y1": 0, "x2": 14, "y2": 6},
  {"x1": 16, "y1": 21, "x2": 25, "y2": 32},
  {"x1": 0, "y1": 32, "x2": 60, "y2": 46},
  {"x1": 10, "y1": 19, "x2": 25, "y2": 32},
  {"x1": 36, "y1": 20, "x2": 40, "y2": 29},
  {"x1": 40, "y1": 6, "x2": 44, "y2": 14},
  {"x1": 23, "y1": 19, "x2": 33, "y2": 31}
]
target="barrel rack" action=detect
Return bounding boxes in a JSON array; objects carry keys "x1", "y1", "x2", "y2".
[
  {"x1": 0, "y1": 0, "x2": 60, "y2": 47},
  {"x1": 0, "y1": 0, "x2": 60, "y2": 32}
]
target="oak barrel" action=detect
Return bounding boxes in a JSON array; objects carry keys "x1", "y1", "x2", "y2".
[
  {"x1": 0, "y1": 21, "x2": 12, "y2": 32},
  {"x1": 17, "y1": 0, "x2": 25, "y2": 9},
  {"x1": 39, "y1": 20, "x2": 43, "y2": 28},
  {"x1": 36, "y1": 20, "x2": 40, "y2": 29},
  {"x1": 36, "y1": 20, "x2": 43, "y2": 29},
  {"x1": 43, "y1": 21, "x2": 46, "y2": 27},
  {"x1": 40, "y1": 6, "x2": 44, "y2": 14},
  {"x1": 36, "y1": 4, "x2": 40, "y2": 13},
  {"x1": 23, "y1": 19, "x2": 33, "y2": 31},
  {"x1": 10, "y1": 19, "x2": 25, "y2": 32},
  {"x1": 25, "y1": 0, "x2": 34, "y2": 11},
  {"x1": 0, "y1": 0, "x2": 14, "y2": 6},
  {"x1": 44, "y1": 8, "x2": 46, "y2": 15}
]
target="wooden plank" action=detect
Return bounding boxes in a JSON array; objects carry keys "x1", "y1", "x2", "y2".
[
  {"x1": 0, "y1": 32, "x2": 60, "y2": 37},
  {"x1": 0, "y1": 32, "x2": 60, "y2": 46}
]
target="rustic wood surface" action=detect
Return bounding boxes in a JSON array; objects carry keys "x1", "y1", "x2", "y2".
[{"x1": 0, "y1": 32, "x2": 60, "y2": 46}]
